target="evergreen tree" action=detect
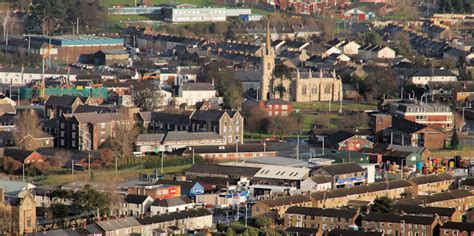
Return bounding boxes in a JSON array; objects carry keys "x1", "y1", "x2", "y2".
[
  {"x1": 451, "y1": 131, "x2": 460, "y2": 149},
  {"x1": 370, "y1": 196, "x2": 396, "y2": 213}
]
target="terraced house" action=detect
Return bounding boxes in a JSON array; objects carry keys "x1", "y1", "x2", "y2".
[
  {"x1": 284, "y1": 207, "x2": 359, "y2": 231},
  {"x1": 362, "y1": 213, "x2": 439, "y2": 236}
]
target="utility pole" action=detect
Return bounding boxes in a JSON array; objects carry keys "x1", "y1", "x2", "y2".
[
  {"x1": 115, "y1": 155, "x2": 118, "y2": 172},
  {"x1": 76, "y1": 18, "x2": 79, "y2": 35},
  {"x1": 22, "y1": 162, "x2": 25, "y2": 182},
  {"x1": 296, "y1": 133, "x2": 300, "y2": 160},
  {"x1": 161, "y1": 151, "x2": 164, "y2": 174},
  {"x1": 72, "y1": 160, "x2": 74, "y2": 175},
  {"x1": 192, "y1": 148, "x2": 195, "y2": 165},
  {"x1": 322, "y1": 137, "x2": 325, "y2": 156},
  {"x1": 88, "y1": 151, "x2": 91, "y2": 179}
]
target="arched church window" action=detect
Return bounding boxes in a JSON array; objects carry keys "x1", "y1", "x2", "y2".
[
  {"x1": 267, "y1": 63, "x2": 272, "y2": 70},
  {"x1": 312, "y1": 86, "x2": 318, "y2": 94},
  {"x1": 324, "y1": 85, "x2": 331, "y2": 94},
  {"x1": 302, "y1": 85, "x2": 307, "y2": 95}
]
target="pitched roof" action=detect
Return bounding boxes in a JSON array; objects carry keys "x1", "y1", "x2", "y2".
[
  {"x1": 328, "y1": 229, "x2": 383, "y2": 236},
  {"x1": 391, "y1": 116, "x2": 430, "y2": 134},
  {"x1": 265, "y1": 99, "x2": 290, "y2": 105},
  {"x1": 408, "y1": 173, "x2": 453, "y2": 185},
  {"x1": 325, "y1": 130, "x2": 358, "y2": 146},
  {"x1": 136, "y1": 133, "x2": 165, "y2": 143},
  {"x1": 286, "y1": 227, "x2": 320, "y2": 234},
  {"x1": 395, "y1": 205, "x2": 456, "y2": 217},
  {"x1": 362, "y1": 212, "x2": 436, "y2": 225},
  {"x1": 152, "y1": 196, "x2": 192, "y2": 207},
  {"x1": 317, "y1": 163, "x2": 365, "y2": 175},
  {"x1": 45, "y1": 95, "x2": 81, "y2": 107},
  {"x1": 124, "y1": 194, "x2": 150, "y2": 204},
  {"x1": 96, "y1": 217, "x2": 141, "y2": 231},
  {"x1": 148, "y1": 112, "x2": 190, "y2": 126},
  {"x1": 312, "y1": 180, "x2": 413, "y2": 200},
  {"x1": 441, "y1": 221, "x2": 474, "y2": 231},
  {"x1": 181, "y1": 82, "x2": 215, "y2": 91},
  {"x1": 154, "y1": 179, "x2": 197, "y2": 192},
  {"x1": 2, "y1": 148, "x2": 38, "y2": 163},
  {"x1": 136, "y1": 208, "x2": 211, "y2": 225},
  {"x1": 397, "y1": 189, "x2": 473, "y2": 205},
  {"x1": 185, "y1": 163, "x2": 261, "y2": 177},
  {"x1": 254, "y1": 165, "x2": 309, "y2": 180},
  {"x1": 259, "y1": 195, "x2": 311, "y2": 207},
  {"x1": 190, "y1": 110, "x2": 226, "y2": 122},
  {"x1": 163, "y1": 131, "x2": 223, "y2": 142},
  {"x1": 309, "y1": 176, "x2": 333, "y2": 184},
  {"x1": 286, "y1": 206, "x2": 358, "y2": 218},
  {"x1": 0, "y1": 103, "x2": 15, "y2": 114},
  {"x1": 73, "y1": 105, "x2": 113, "y2": 114}
]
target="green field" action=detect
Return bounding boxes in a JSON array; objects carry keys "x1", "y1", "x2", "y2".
[
  {"x1": 103, "y1": 0, "x2": 215, "y2": 7},
  {"x1": 293, "y1": 101, "x2": 377, "y2": 111},
  {"x1": 34, "y1": 164, "x2": 191, "y2": 186}
]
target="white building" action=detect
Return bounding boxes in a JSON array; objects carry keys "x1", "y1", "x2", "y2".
[
  {"x1": 176, "y1": 82, "x2": 218, "y2": 106},
  {"x1": 359, "y1": 44, "x2": 396, "y2": 59},
  {"x1": 120, "y1": 194, "x2": 154, "y2": 216},
  {"x1": 408, "y1": 69, "x2": 458, "y2": 86},
  {"x1": 150, "y1": 196, "x2": 194, "y2": 215},
  {"x1": 300, "y1": 176, "x2": 332, "y2": 193}
]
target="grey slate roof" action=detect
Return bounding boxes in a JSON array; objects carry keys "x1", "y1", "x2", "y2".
[
  {"x1": 181, "y1": 82, "x2": 215, "y2": 91},
  {"x1": 363, "y1": 212, "x2": 436, "y2": 225},
  {"x1": 136, "y1": 133, "x2": 165, "y2": 143},
  {"x1": 408, "y1": 173, "x2": 453, "y2": 185},
  {"x1": 136, "y1": 208, "x2": 211, "y2": 225},
  {"x1": 260, "y1": 195, "x2": 311, "y2": 207},
  {"x1": 125, "y1": 194, "x2": 150, "y2": 204},
  {"x1": 152, "y1": 196, "x2": 192, "y2": 207},
  {"x1": 395, "y1": 205, "x2": 456, "y2": 217},
  {"x1": 318, "y1": 163, "x2": 365, "y2": 175},
  {"x1": 397, "y1": 189, "x2": 472, "y2": 205},
  {"x1": 96, "y1": 217, "x2": 141, "y2": 232},
  {"x1": 163, "y1": 131, "x2": 222, "y2": 142},
  {"x1": 286, "y1": 206, "x2": 358, "y2": 218},
  {"x1": 185, "y1": 163, "x2": 261, "y2": 177}
]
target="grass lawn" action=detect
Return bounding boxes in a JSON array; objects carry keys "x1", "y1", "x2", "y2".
[
  {"x1": 103, "y1": 0, "x2": 215, "y2": 8},
  {"x1": 431, "y1": 146, "x2": 474, "y2": 159},
  {"x1": 35, "y1": 164, "x2": 191, "y2": 186},
  {"x1": 293, "y1": 101, "x2": 377, "y2": 111}
]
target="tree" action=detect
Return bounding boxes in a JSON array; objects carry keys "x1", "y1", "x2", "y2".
[
  {"x1": 319, "y1": 17, "x2": 336, "y2": 41},
  {"x1": 0, "y1": 203, "x2": 12, "y2": 234},
  {"x1": 363, "y1": 32, "x2": 384, "y2": 46},
  {"x1": 451, "y1": 131, "x2": 460, "y2": 149},
  {"x1": 342, "y1": 112, "x2": 369, "y2": 129},
  {"x1": 272, "y1": 63, "x2": 292, "y2": 98},
  {"x1": 13, "y1": 109, "x2": 43, "y2": 150},
  {"x1": 226, "y1": 227, "x2": 235, "y2": 236},
  {"x1": 72, "y1": 185, "x2": 110, "y2": 223},
  {"x1": 111, "y1": 123, "x2": 139, "y2": 167},
  {"x1": 131, "y1": 80, "x2": 164, "y2": 111},
  {"x1": 370, "y1": 196, "x2": 395, "y2": 213},
  {"x1": 291, "y1": 112, "x2": 305, "y2": 133},
  {"x1": 254, "y1": 216, "x2": 274, "y2": 229},
  {"x1": 2, "y1": 157, "x2": 22, "y2": 174},
  {"x1": 244, "y1": 106, "x2": 270, "y2": 139},
  {"x1": 223, "y1": 84, "x2": 243, "y2": 109},
  {"x1": 51, "y1": 203, "x2": 69, "y2": 228},
  {"x1": 269, "y1": 116, "x2": 296, "y2": 140}
]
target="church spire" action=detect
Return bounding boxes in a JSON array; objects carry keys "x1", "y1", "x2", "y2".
[{"x1": 266, "y1": 20, "x2": 271, "y2": 54}]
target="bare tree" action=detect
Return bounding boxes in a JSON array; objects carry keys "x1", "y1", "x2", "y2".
[
  {"x1": 131, "y1": 80, "x2": 164, "y2": 111},
  {"x1": 269, "y1": 116, "x2": 296, "y2": 140},
  {"x1": 0, "y1": 203, "x2": 12, "y2": 234},
  {"x1": 111, "y1": 123, "x2": 139, "y2": 166},
  {"x1": 13, "y1": 109, "x2": 43, "y2": 150}
]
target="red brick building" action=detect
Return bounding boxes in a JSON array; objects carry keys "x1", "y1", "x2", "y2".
[
  {"x1": 325, "y1": 130, "x2": 374, "y2": 151},
  {"x1": 28, "y1": 35, "x2": 124, "y2": 65},
  {"x1": 395, "y1": 103, "x2": 454, "y2": 131},
  {"x1": 259, "y1": 99, "x2": 292, "y2": 116}
]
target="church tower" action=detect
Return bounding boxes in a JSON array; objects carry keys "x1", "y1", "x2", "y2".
[{"x1": 260, "y1": 22, "x2": 275, "y2": 101}]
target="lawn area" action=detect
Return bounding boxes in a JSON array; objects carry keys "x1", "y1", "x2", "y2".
[
  {"x1": 293, "y1": 101, "x2": 377, "y2": 111},
  {"x1": 34, "y1": 164, "x2": 191, "y2": 186},
  {"x1": 102, "y1": 0, "x2": 215, "y2": 8},
  {"x1": 431, "y1": 146, "x2": 474, "y2": 159}
]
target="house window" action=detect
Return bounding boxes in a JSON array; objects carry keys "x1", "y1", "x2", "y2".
[{"x1": 27, "y1": 217, "x2": 31, "y2": 227}]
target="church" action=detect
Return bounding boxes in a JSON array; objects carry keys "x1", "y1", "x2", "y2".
[{"x1": 259, "y1": 26, "x2": 343, "y2": 102}]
